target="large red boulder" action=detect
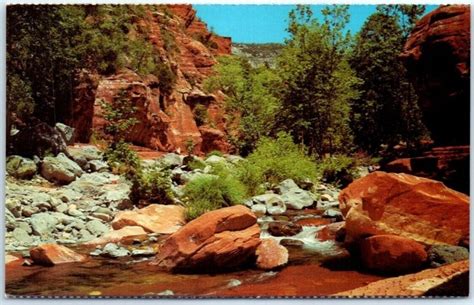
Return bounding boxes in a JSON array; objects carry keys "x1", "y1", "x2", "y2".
[
  {"x1": 360, "y1": 235, "x2": 428, "y2": 274},
  {"x1": 339, "y1": 172, "x2": 469, "y2": 246},
  {"x1": 154, "y1": 205, "x2": 261, "y2": 272},
  {"x1": 30, "y1": 244, "x2": 86, "y2": 266},
  {"x1": 400, "y1": 5, "x2": 470, "y2": 145}
]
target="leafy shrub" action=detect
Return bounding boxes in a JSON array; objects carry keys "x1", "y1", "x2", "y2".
[
  {"x1": 206, "y1": 150, "x2": 224, "y2": 158},
  {"x1": 105, "y1": 142, "x2": 174, "y2": 204},
  {"x1": 100, "y1": 89, "x2": 139, "y2": 143},
  {"x1": 130, "y1": 166, "x2": 174, "y2": 205},
  {"x1": 237, "y1": 132, "x2": 317, "y2": 193},
  {"x1": 316, "y1": 155, "x2": 358, "y2": 187},
  {"x1": 235, "y1": 161, "x2": 265, "y2": 196},
  {"x1": 153, "y1": 61, "x2": 177, "y2": 95},
  {"x1": 185, "y1": 138, "x2": 196, "y2": 155},
  {"x1": 193, "y1": 104, "x2": 209, "y2": 126},
  {"x1": 183, "y1": 172, "x2": 246, "y2": 220},
  {"x1": 105, "y1": 141, "x2": 141, "y2": 179},
  {"x1": 161, "y1": 28, "x2": 177, "y2": 53},
  {"x1": 186, "y1": 158, "x2": 206, "y2": 171}
]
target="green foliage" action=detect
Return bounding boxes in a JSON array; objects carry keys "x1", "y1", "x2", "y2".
[
  {"x1": 276, "y1": 5, "x2": 361, "y2": 156},
  {"x1": 7, "y1": 5, "x2": 83, "y2": 126},
  {"x1": 316, "y1": 155, "x2": 358, "y2": 187},
  {"x1": 161, "y1": 28, "x2": 178, "y2": 53},
  {"x1": 237, "y1": 132, "x2": 317, "y2": 195},
  {"x1": 186, "y1": 158, "x2": 207, "y2": 171},
  {"x1": 105, "y1": 141, "x2": 174, "y2": 204},
  {"x1": 350, "y1": 9, "x2": 428, "y2": 153},
  {"x1": 105, "y1": 141, "x2": 141, "y2": 179},
  {"x1": 6, "y1": 4, "x2": 176, "y2": 137},
  {"x1": 183, "y1": 171, "x2": 246, "y2": 220},
  {"x1": 376, "y1": 4, "x2": 425, "y2": 38},
  {"x1": 154, "y1": 62, "x2": 177, "y2": 95},
  {"x1": 193, "y1": 104, "x2": 209, "y2": 126},
  {"x1": 131, "y1": 166, "x2": 174, "y2": 204},
  {"x1": 235, "y1": 161, "x2": 266, "y2": 196},
  {"x1": 6, "y1": 74, "x2": 35, "y2": 122},
  {"x1": 204, "y1": 55, "x2": 281, "y2": 154},
  {"x1": 206, "y1": 150, "x2": 224, "y2": 158},
  {"x1": 100, "y1": 89, "x2": 139, "y2": 142},
  {"x1": 185, "y1": 138, "x2": 196, "y2": 155}
]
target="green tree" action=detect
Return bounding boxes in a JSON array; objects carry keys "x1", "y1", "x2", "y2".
[
  {"x1": 276, "y1": 5, "x2": 361, "y2": 156},
  {"x1": 350, "y1": 9, "x2": 427, "y2": 153},
  {"x1": 376, "y1": 5, "x2": 425, "y2": 38},
  {"x1": 100, "y1": 89, "x2": 139, "y2": 143},
  {"x1": 7, "y1": 5, "x2": 83, "y2": 128},
  {"x1": 6, "y1": 4, "x2": 176, "y2": 143},
  {"x1": 204, "y1": 56, "x2": 280, "y2": 155}
]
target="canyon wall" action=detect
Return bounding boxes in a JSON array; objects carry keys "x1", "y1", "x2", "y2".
[
  {"x1": 400, "y1": 5, "x2": 470, "y2": 146},
  {"x1": 69, "y1": 5, "x2": 232, "y2": 154}
]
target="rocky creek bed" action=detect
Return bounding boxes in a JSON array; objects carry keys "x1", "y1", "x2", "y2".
[{"x1": 5, "y1": 143, "x2": 470, "y2": 297}]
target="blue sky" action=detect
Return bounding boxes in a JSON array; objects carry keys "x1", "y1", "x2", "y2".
[{"x1": 195, "y1": 5, "x2": 438, "y2": 43}]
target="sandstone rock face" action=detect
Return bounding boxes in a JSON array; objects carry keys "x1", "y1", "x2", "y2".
[
  {"x1": 256, "y1": 239, "x2": 288, "y2": 270},
  {"x1": 68, "y1": 70, "x2": 99, "y2": 142},
  {"x1": 30, "y1": 244, "x2": 86, "y2": 266},
  {"x1": 112, "y1": 204, "x2": 185, "y2": 234},
  {"x1": 71, "y1": 5, "x2": 231, "y2": 155},
  {"x1": 400, "y1": 5, "x2": 470, "y2": 145},
  {"x1": 383, "y1": 146, "x2": 470, "y2": 194},
  {"x1": 155, "y1": 205, "x2": 261, "y2": 272},
  {"x1": 360, "y1": 235, "x2": 428, "y2": 274},
  {"x1": 168, "y1": 4, "x2": 232, "y2": 57},
  {"x1": 339, "y1": 172, "x2": 469, "y2": 246},
  {"x1": 336, "y1": 260, "x2": 469, "y2": 297},
  {"x1": 86, "y1": 226, "x2": 148, "y2": 245}
]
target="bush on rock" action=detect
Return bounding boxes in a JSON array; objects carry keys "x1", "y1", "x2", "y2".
[
  {"x1": 183, "y1": 172, "x2": 246, "y2": 221},
  {"x1": 237, "y1": 132, "x2": 317, "y2": 195}
]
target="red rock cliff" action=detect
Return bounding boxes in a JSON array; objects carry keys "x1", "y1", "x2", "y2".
[
  {"x1": 400, "y1": 5, "x2": 470, "y2": 146},
  {"x1": 70, "y1": 5, "x2": 232, "y2": 155}
]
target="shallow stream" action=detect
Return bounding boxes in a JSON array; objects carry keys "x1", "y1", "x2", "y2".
[{"x1": 6, "y1": 210, "x2": 385, "y2": 297}]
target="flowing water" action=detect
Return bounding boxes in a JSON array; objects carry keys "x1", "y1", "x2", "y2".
[{"x1": 5, "y1": 211, "x2": 385, "y2": 297}]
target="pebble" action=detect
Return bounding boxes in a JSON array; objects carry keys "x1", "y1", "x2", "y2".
[
  {"x1": 227, "y1": 279, "x2": 242, "y2": 288},
  {"x1": 131, "y1": 248, "x2": 156, "y2": 257}
]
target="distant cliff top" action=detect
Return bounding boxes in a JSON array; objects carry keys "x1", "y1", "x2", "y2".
[{"x1": 232, "y1": 43, "x2": 284, "y2": 68}]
